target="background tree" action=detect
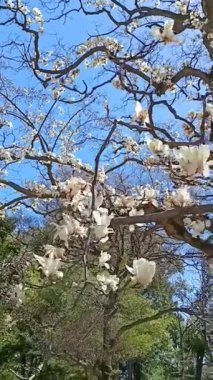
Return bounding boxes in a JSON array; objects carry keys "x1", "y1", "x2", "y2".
[{"x1": 0, "y1": 0, "x2": 212, "y2": 378}]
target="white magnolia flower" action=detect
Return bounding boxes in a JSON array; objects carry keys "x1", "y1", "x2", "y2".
[
  {"x1": 32, "y1": 7, "x2": 42, "y2": 17},
  {"x1": 164, "y1": 187, "x2": 194, "y2": 208},
  {"x1": 148, "y1": 138, "x2": 163, "y2": 153},
  {"x1": 126, "y1": 258, "x2": 156, "y2": 287},
  {"x1": 44, "y1": 244, "x2": 65, "y2": 259},
  {"x1": 176, "y1": 0, "x2": 187, "y2": 14},
  {"x1": 134, "y1": 101, "x2": 149, "y2": 123},
  {"x1": 58, "y1": 177, "x2": 88, "y2": 198},
  {"x1": 184, "y1": 218, "x2": 211, "y2": 237},
  {"x1": 206, "y1": 103, "x2": 213, "y2": 118},
  {"x1": 6, "y1": 0, "x2": 14, "y2": 8},
  {"x1": 53, "y1": 223, "x2": 70, "y2": 248},
  {"x1": 162, "y1": 144, "x2": 170, "y2": 156},
  {"x1": 172, "y1": 187, "x2": 193, "y2": 207},
  {"x1": 93, "y1": 225, "x2": 113, "y2": 243},
  {"x1": 174, "y1": 145, "x2": 210, "y2": 177},
  {"x1": 113, "y1": 195, "x2": 136, "y2": 210},
  {"x1": 129, "y1": 225, "x2": 136, "y2": 232},
  {"x1": 93, "y1": 207, "x2": 114, "y2": 226},
  {"x1": 53, "y1": 214, "x2": 87, "y2": 247},
  {"x1": 88, "y1": 192, "x2": 104, "y2": 210},
  {"x1": 123, "y1": 138, "x2": 140, "y2": 153},
  {"x1": 183, "y1": 217, "x2": 192, "y2": 225},
  {"x1": 97, "y1": 168, "x2": 107, "y2": 183},
  {"x1": 34, "y1": 252, "x2": 63, "y2": 278},
  {"x1": 10, "y1": 284, "x2": 25, "y2": 306},
  {"x1": 99, "y1": 251, "x2": 111, "y2": 269},
  {"x1": 143, "y1": 186, "x2": 159, "y2": 207},
  {"x1": 205, "y1": 219, "x2": 211, "y2": 228},
  {"x1": 129, "y1": 208, "x2": 144, "y2": 216},
  {"x1": 190, "y1": 220, "x2": 206, "y2": 237},
  {"x1": 97, "y1": 272, "x2": 119, "y2": 293},
  {"x1": 148, "y1": 139, "x2": 170, "y2": 156},
  {"x1": 129, "y1": 208, "x2": 145, "y2": 231},
  {"x1": 19, "y1": 4, "x2": 30, "y2": 14},
  {"x1": 152, "y1": 21, "x2": 180, "y2": 44},
  {"x1": 93, "y1": 208, "x2": 114, "y2": 243},
  {"x1": 79, "y1": 192, "x2": 104, "y2": 217}
]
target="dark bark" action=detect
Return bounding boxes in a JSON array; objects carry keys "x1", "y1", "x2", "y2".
[
  {"x1": 195, "y1": 349, "x2": 204, "y2": 380},
  {"x1": 132, "y1": 360, "x2": 142, "y2": 380},
  {"x1": 100, "y1": 292, "x2": 118, "y2": 380},
  {"x1": 206, "y1": 258, "x2": 213, "y2": 379}
]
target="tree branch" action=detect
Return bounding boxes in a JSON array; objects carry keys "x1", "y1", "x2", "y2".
[
  {"x1": 111, "y1": 204, "x2": 213, "y2": 226},
  {"x1": 115, "y1": 307, "x2": 195, "y2": 340}
]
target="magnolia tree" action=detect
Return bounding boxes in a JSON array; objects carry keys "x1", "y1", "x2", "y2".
[{"x1": 0, "y1": 0, "x2": 213, "y2": 378}]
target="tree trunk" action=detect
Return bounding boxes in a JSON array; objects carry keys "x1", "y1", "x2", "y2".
[
  {"x1": 100, "y1": 292, "x2": 118, "y2": 380},
  {"x1": 100, "y1": 364, "x2": 111, "y2": 380},
  {"x1": 195, "y1": 350, "x2": 204, "y2": 380},
  {"x1": 101, "y1": 322, "x2": 112, "y2": 380},
  {"x1": 206, "y1": 257, "x2": 213, "y2": 378},
  {"x1": 132, "y1": 359, "x2": 142, "y2": 380}
]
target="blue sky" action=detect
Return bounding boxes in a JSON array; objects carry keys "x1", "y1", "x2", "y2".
[{"x1": 0, "y1": 0, "x2": 211, "y2": 206}]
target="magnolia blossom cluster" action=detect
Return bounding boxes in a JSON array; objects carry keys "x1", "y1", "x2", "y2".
[
  {"x1": 134, "y1": 185, "x2": 159, "y2": 208},
  {"x1": 57, "y1": 177, "x2": 90, "y2": 200},
  {"x1": 86, "y1": 0, "x2": 115, "y2": 9},
  {"x1": 113, "y1": 195, "x2": 139, "y2": 214},
  {"x1": 151, "y1": 65, "x2": 174, "y2": 84},
  {"x1": 136, "y1": 60, "x2": 175, "y2": 84},
  {"x1": 137, "y1": 60, "x2": 151, "y2": 73},
  {"x1": 53, "y1": 214, "x2": 88, "y2": 248},
  {"x1": 93, "y1": 208, "x2": 114, "y2": 243},
  {"x1": 147, "y1": 140, "x2": 211, "y2": 178},
  {"x1": 0, "y1": 149, "x2": 13, "y2": 162},
  {"x1": 84, "y1": 54, "x2": 108, "y2": 68},
  {"x1": 53, "y1": 177, "x2": 104, "y2": 218},
  {"x1": 176, "y1": 0, "x2": 187, "y2": 15},
  {"x1": 0, "y1": 148, "x2": 93, "y2": 174},
  {"x1": 148, "y1": 139, "x2": 170, "y2": 156},
  {"x1": 32, "y1": 7, "x2": 43, "y2": 26},
  {"x1": 173, "y1": 145, "x2": 210, "y2": 177},
  {"x1": 6, "y1": 0, "x2": 29, "y2": 13},
  {"x1": 126, "y1": 258, "x2": 156, "y2": 287},
  {"x1": 163, "y1": 187, "x2": 195, "y2": 208},
  {"x1": 34, "y1": 245, "x2": 64, "y2": 279},
  {"x1": 6, "y1": 1, "x2": 44, "y2": 30},
  {"x1": 184, "y1": 217, "x2": 211, "y2": 238},
  {"x1": 97, "y1": 251, "x2": 119, "y2": 293},
  {"x1": 127, "y1": 19, "x2": 140, "y2": 32},
  {"x1": 6, "y1": 0, "x2": 15, "y2": 8},
  {"x1": 47, "y1": 177, "x2": 114, "y2": 246},
  {"x1": 151, "y1": 21, "x2": 180, "y2": 44},
  {"x1": 76, "y1": 37, "x2": 123, "y2": 55},
  {"x1": 112, "y1": 185, "x2": 158, "y2": 216},
  {"x1": 43, "y1": 68, "x2": 79, "y2": 89},
  {"x1": 99, "y1": 250, "x2": 111, "y2": 269},
  {"x1": 123, "y1": 137, "x2": 140, "y2": 153},
  {"x1": 189, "y1": 11, "x2": 205, "y2": 29},
  {"x1": 97, "y1": 272, "x2": 119, "y2": 293},
  {"x1": 29, "y1": 177, "x2": 158, "y2": 290}
]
